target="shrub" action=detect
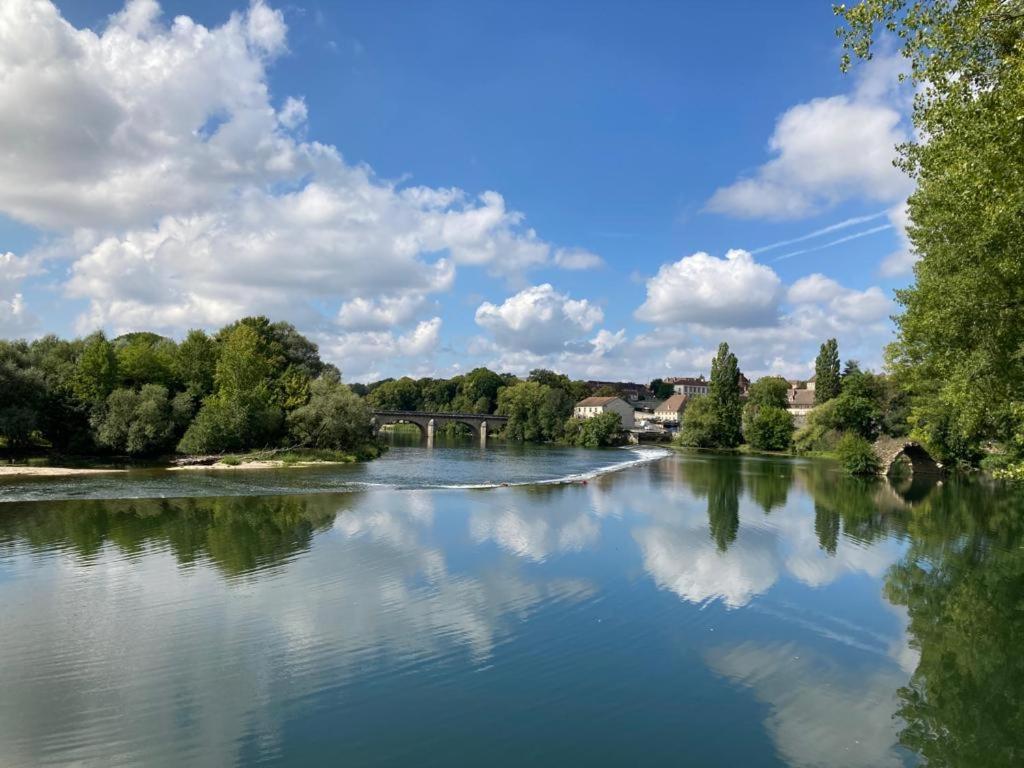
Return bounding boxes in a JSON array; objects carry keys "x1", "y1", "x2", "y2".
[
  {"x1": 563, "y1": 412, "x2": 623, "y2": 447},
  {"x1": 677, "y1": 396, "x2": 719, "y2": 448},
  {"x1": 835, "y1": 433, "x2": 880, "y2": 475},
  {"x1": 744, "y1": 406, "x2": 794, "y2": 452}
]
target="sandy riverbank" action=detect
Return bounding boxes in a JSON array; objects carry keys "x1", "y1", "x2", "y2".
[
  {"x1": 168, "y1": 460, "x2": 348, "y2": 471},
  {"x1": 0, "y1": 466, "x2": 126, "y2": 478}
]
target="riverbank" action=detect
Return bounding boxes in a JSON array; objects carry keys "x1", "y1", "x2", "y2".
[{"x1": 0, "y1": 446, "x2": 386, "y2": 479}]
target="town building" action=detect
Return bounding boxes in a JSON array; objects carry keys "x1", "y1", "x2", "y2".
[
  {"x1": 573, "y1": 396, "x2": 636, "y2": 428},
  {"x1": 786, "y1": 387, "x2": 816, "y2": 422},
  {"x1": 585, "y1": 381, "x2": 649, "y2": 402},
  {"x1": 652, "y1": 394, "x2": 688, "y2": 424},
  {"x1": 666, "y1": 376, "x2": 709, "y2": 397}
]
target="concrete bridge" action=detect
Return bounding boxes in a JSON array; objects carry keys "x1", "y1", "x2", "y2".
[
  {"x1": 873, "y1": 436, "x2": 943, "y2": 477},
  {"x1": 371, "y1": 410, "x2": 508, "y2": 446}
]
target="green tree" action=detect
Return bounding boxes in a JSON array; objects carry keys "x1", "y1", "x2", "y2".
[
  {"x1": 174, "y1": 329, "x2": 218, "y2": 398},
  {"x1": 677, "y1": 395, "x2": 719, "y2": 448},
  {"x1": 563, "y1": 411, "x2": 623, "y2": 447},
  {"x1": 746, "y1": 376, "x2": 790, "y2": 409},
  {"x1": 92, "y1": 384, "x2": 185, "y2": 456},
  {"x1": 454, "y1": 367, "x2": 505, "y2": 413},
  {"x1": 286, "y1": 374, "x2": 372, "y2": 450},
  {"x1": 178, "y1": 324, "x2": 283, "y2": 454},
  {"x1": 113, "y1": 332, "x2": 178, "y2": 388},
  {"x1": 73, "y1": 332, "x2": 118, "y2": 406},
  {"x1": 838, "y1": 0, "x2": 1024, "y2": 464},
  {"x1": 835, "y1": 433, "x2": 880, "y2": 475},
  {"x1": 710, "y1": 342, "x2": 742, "y2": 448},
  {"x1": 649, "y1": 378, "x2": 674, "y2": 400},
  {"x1": 367, "y1": 377, "x2": 422, "y2": 411},
  {"x1": 497, "y1": 381, "x2": 571, "y2": 442},
  {"x1": 814, "y1": 338, "x2": 841, "y2": 404},
  {"x1": 744, "y1": 406, "x2": 795, "y2": 452}
]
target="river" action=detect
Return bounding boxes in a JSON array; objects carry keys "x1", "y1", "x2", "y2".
[{"x1": 0, "y1": 446, "x2": 1020, "y2": 766}]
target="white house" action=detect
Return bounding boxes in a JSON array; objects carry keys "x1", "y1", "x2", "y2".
[
  {"x1": 573, "y1": 396, "x2": 635, "y2": 428},
  {"x1": 668, "y1": 376, "x2": 709, "y2": 397},
  {"x1": 652, "y1": 394, "x2": 688, "y2": 423},
  {"x1": 786, "y1": 388, "x2": 815, "y2": 421}
]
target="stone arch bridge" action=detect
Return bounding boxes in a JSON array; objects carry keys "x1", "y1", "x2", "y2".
[
  {"x1": 371, "y1": 411, "x2": 508, "y2": 445},
  {"x1": 873, "y1": 436, "x2": 943, "y2": 477}
]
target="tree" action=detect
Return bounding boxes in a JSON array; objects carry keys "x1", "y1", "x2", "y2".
[
  {"x1": 92, "y1": 384, "x2": 186, "y2": 456},
  {"x1": 73, "y1": 332, "x2": 118, "y2": 406},
  {"x1": 178, "y1": 324, "x2": 282, "y2": 453},
  {"x1": 563, "y1": 411, "x2": 623, "y2": 447},
  {"x1": 837, "y1": 0, "x2": 1024, "y2": 463},
  {"x1": 710, "y1": 342, "x2": 742, "y2": 448},
  {"x1": 746, "y1": 376, "x2": 790, "y2": 410},
  {"x1": 286, "y1": 375, "x2": 372, "y2": 450},
  {"x1": 835, "y1": 433, "x2": 880, "y2": 476},
  {"x1": 113, "y1": 332, "x2": 177, "y2": 388},
  {"x1": 454, "y1": 367, "x2": 505, "y2": 413},
  {"x1": 814, "y1": 338, "x2": 841, "y2": 404},
  {"x1": 649, "y1": 378, "x2": 674, "y2": 400},
  {"x1": 367, "y1": 377, "x2": 422, "y2": 411},
  {"x1": 744, "y1": 406, "x2": 794, "y2": 452},
  {"x1": 677, "y1": 396, "x2": 719, "y2": 448},
  {"x1": 174, "y1": 329, "x2": 218, "y2": 398},
  {"x1": 497, "y1": 381, "x2": 571, "y2": 442}
]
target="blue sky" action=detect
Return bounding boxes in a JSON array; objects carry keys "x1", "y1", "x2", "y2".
[{"x1": 0, "y1": 0, "x2": 914, "y2": 381}]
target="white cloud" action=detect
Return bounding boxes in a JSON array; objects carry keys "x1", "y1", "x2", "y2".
[
  {"x1": 787, "y1": 273, "x2": 846, "y2": 304},
  {"x1": 707, "y1": 58, "x2": 912, "y2": 220},
  {"x1": 635, "y1": 249, "x2": 783, "y2": 328},
  {"x1": 320, "y1": 318, "x2": 442, "y2": 381},
  {"x1": 0, "y1": 0, "x2": 598, "y2": 365},
  {"x1": 475, "y1": 284, "x2": 604, "y2": 355},
  {"x1": 336, "y1": 294, "x2": 431, "y2": 331},
  {"x1": 553, "y1": 247, "x2": 604, "y2": 270}
]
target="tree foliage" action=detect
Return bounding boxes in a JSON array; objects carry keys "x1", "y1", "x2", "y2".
[
  {"x1": 744, "y1": 406, "x2": 795, "y2": 452},
  {"x1": 710, "y1": 342, "x2": 742, "y2": 448},
  {"x1": 814, "y1": 338, "x2": 841, "y2": 404},
  {"x1": 837, "y1": 0, "x2": 1024, "y2": 464},
  {"x1": 563, "y1": 411, "x2": 623, "y2": 447},
  {"x1": 497, "y1": 381, "x2": 572, "y2": 442}
]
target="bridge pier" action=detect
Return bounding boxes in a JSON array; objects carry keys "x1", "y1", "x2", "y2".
[
  {"x1": 480, "y1": 420, "x2": 487, "y2": 447},
  {"x1": 426, "y1": 418, "x2": 435, "y2": 448}
]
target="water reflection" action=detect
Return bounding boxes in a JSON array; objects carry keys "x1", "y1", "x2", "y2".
[{"x1": 0, "y1": 452, "x2": 1021, "y2": 766}]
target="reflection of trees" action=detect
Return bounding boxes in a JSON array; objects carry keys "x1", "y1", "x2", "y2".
[
  {"x1": 0, "y1": 494, "x2": 345, "y2": 576},
  {"x1": 708, "y1": 468, "x2": 741, "y2": 552},
  {"x1": 883, "y1": 478, "x2": 1024, "y2": 767},
  {"x1": 798, "y1": 461, "x2": 915, "y2": 547},
  {"x1": 743, "y1": 458, "x2": 792, "y2": 514},
  {"x1": 813, "y1": 504, "x2": 840, "y2": 555}
]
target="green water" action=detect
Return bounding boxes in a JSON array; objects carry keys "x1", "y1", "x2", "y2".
[{"x1": 0, "y1": 449, "x2": 1021, "y2": 767}]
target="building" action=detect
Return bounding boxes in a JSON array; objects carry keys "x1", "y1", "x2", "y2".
[
  {"x1": 806, "y1": 375, "x2": 816, "y2": 392},
  {"x1": 573, "y1": 396, "x2": 636, "y2": 428},
  {"x1": 786, "y1": 387, "x2": 816, "y2": 421},
  {"x1": 652, "y1": 394, "x2": 688, "y2": 424},
  {"x1": 667, "y1": 376, "x2": 709, "y2": 397},
  {"x1": 585, "y1": 381, "x2": 649, "y2": 402}
]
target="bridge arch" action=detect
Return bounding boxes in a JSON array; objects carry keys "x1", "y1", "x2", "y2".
[
  {"x1": 370, "y1": 411, "x2": 507, "y2": 445},
  {"x1": 873, "y1": 437, "x2": 943, "y2": 477}
]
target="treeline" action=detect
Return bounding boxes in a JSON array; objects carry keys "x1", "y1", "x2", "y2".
[
  {"x1": 677, "y1": 340, "x2": 908, "y2": 473},
  {"x1": 359, "y1": 369, "x2": 623, "y2": 447},
  {"x1": 836, "y1": 1, "x2": 1024, "y2": 477},
  {"x1": 0, "y1": 317, "x2": 376, "y2": 458}
]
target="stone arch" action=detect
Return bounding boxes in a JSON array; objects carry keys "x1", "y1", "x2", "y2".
[{"x1": 874, "y1": 437, "x2": 943, "y2": 477}]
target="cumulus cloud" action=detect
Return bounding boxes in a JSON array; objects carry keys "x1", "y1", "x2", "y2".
[
  {"x1": 634, "y1": 249, "x2": 784, "y2": 328},
  {"x1": 629, "y1": 250, "x2": 895, "y2": 378},
  {"x1": 707, "y1": 58, "x2": 912, "y2": 220},
  {"x1": 0, "y1": 0, "x2": 601, "y2": 366},
  {"x1": 475, "y1": 284, "x2": 604, "y2": 355},
  {"x1": 320, "y1": 318, "x2": 442, "y2": 381},
  {"x1": 553, "y1": 247, "x2": 604, "y2": 270}
]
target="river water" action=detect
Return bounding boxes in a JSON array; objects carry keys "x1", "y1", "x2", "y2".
[{"x1": 0, "y1": 446, "x2": 1021, "y2": 766}]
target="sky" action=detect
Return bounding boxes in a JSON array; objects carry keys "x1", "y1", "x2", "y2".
[{"x1": 0, "y1": 0, "x2": 917, "y2": 383}]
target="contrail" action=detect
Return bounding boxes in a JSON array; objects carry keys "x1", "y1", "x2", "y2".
[
  {"x1": 772, "y1": 224, "x2": 893, "y2": 261},
  {"x1": 752, "y1": 210, "x2": 889, "y2": 254}
]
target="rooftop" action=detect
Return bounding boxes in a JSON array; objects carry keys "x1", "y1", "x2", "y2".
[
  {"x1": 575, "y1": 396, "x2": 622, "y2": 407},
  {"x1": 655, "y1": 394, "x2": 688, "y2": 413}
]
